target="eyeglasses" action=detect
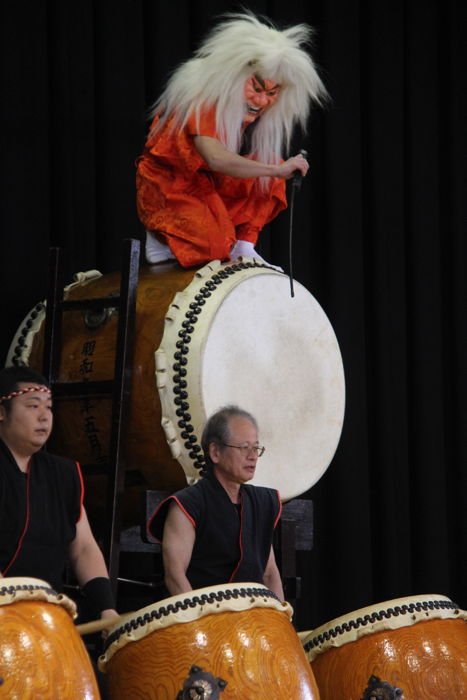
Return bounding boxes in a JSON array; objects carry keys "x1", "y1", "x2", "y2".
[{"x1": 222, "y1": 444, "x2": 266, "y2": 457}]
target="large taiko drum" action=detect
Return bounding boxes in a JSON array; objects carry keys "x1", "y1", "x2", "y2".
[
  {"x1": 8, "y1": 258, "x2": 345, "y2": 520},
  {"x1": 98, "y1": 583, "x2": 320, "y2": 699},
  {"x1": 0, "y1": 577, "x2": 100, "y2": 699},
  {"x1": 301, "y1": 594, "x2": 467, "y2": 699}
]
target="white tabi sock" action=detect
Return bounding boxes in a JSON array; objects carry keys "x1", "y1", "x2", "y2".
[
  {"x1": 230, "y1": 240, "x2": 283, "y2": 272},
  {"x1": 145, "y1": 231, "x2": 176, "y2": 264}
]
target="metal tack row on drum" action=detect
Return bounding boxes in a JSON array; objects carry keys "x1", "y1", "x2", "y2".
[
  {"x1": 4, "y1": 584, "x2": 467, "y2": 699},
  {"x1": 98, "y1": 582, "x2": 320, "y2": 699},
  {"x1": 7, "y1": 259, "x2": 345, "y2": 523},
  {"x1": 301, "y1": 593, "x2": 467, "y2": 700}
]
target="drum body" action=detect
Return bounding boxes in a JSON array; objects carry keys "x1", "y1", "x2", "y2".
[
  {"x1": 99, "y1": 583, "x2": 320, "y2": 699},
  {"x1": 0, "y1": 577, "x2": 100, "y2": 699},
  {"x1": 302, "y1": 594, "x2": 467, "y2": 699},
  {"x1": 8, "y1": 259, "x2": 345, "y2": 521}
]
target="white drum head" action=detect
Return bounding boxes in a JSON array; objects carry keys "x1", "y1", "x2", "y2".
[{"x1": 156, "y1": 260, "x2": 345, "y2": 500}]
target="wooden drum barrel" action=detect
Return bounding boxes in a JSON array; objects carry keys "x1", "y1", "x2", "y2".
[
  {"x1": 0, "y1": 577, "x2": 100, "y2": 699},
  {"x1": 302, "y1": 594, "x2": 467, "y2": 699},
  {"x1": 99, "y1": 583, "x2": 320, "y2": 699},
  {"x1": 8, "y1": 259, "x2": 345, "y2": 524}
]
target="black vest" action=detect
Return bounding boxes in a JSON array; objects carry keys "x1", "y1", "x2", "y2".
[
  {"x1": 149, "y1": 471, "x2": 281, "y2": 589},
  {"x1": 0, "y1": 440, "x2": 82, "y2": 590}
]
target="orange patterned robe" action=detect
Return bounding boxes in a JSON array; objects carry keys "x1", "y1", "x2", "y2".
[{"x1": 136, "y1": 108, "x2": 287, "y2": 267}]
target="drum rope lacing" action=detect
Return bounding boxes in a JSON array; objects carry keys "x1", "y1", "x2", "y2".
[
  {"x1": 303, "y1": 598, "x2": 461, "y2": 653},
  {"x1": 103, "y1": 585, "x2": 280, "y2": 651},
  {"x1": 0, "y1": 583, "x2": 58, "y2": 597},
  {"x1": 0, "y1": 583, "x2": 63, "y2": 600},
  {"x1": 170, "y1": 260, "x2": 279, "y2": 476}
]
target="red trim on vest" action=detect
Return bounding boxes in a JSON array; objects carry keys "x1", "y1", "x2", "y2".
[
  {"x1": 228, "y1": 493, "x2": 243, "y2": 582},
  {"x1": 147, "y1": 495, "x2": 197, "y2": 544},
  {"x1": 2, "y1": 460, "x2": 32, "y2": 576},
  {"x1": 172, "y1": 496, "x2": 196, "y2": 529},
  {"x1": 273, "y1": 490, "x2": 282, "y2": 529}
]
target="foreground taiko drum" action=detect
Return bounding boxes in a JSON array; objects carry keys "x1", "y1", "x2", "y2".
[
  {"x1": 99, "y1": 583, "x2": 320, "y2": 699},
  {"x1": 0, "y1": 577, "x2": 100, "y2": 699},
  {"x1": 302, "y1": 594, "x2": 467, "y2": 699},
  {"x1": 8, "y1": 259, "x2": 345, "y2": 516}
]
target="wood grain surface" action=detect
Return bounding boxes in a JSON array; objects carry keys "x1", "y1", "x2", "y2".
[
  {"x1": 0, "y1": 600, "x2": 100, "y2": 699},
  {"x1": 310, "y1": 617, "x2": 467, "y2": 699},
  {"x1": 105, "y1": 607, "x2": 320, "y2": 699}
]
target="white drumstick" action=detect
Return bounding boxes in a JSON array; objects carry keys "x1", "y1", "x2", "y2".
[{"x1": 76, "y1": 612, "x2": 132, "y2": 636}]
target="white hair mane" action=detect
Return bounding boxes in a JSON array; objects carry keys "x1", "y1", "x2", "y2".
[{"x1": 149, "y1": 13, "x2": 328, "y2": 188}]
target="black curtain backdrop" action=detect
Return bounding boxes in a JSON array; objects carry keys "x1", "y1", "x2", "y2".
[{"x1": 1, "y1": 0, "x2": 465, "y2": 630}]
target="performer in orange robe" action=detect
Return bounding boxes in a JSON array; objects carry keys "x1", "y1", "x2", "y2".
[
  {"x1": 136, "y1": 13, "x2": 328, "y2": 268},
  {"x1": 137, "y1": 107, "x2": 288, "y2": 267}
]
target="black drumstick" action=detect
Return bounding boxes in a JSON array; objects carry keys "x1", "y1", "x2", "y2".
[
  {"x1": 292, "y1": 149, "x2": 308, "y2": 190},
  {"x1": 289, "y1": 149, "x2": 308, "y2": 297}
]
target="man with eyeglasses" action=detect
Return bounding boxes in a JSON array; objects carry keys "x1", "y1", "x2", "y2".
[{"x1": 148, "y1": 405, "x2": 284, "y2": 600}]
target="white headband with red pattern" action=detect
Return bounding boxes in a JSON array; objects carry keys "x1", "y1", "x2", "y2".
[{"x1": 0, "y1": 385, "x2": 51, "y2": 404}]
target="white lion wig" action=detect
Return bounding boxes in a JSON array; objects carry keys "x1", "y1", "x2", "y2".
[{"x1": 149, "y1": 13, "x2": 328, "y2": 186}]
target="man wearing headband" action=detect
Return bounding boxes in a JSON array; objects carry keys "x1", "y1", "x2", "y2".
[
  {"x1": 148, "y1": 406, "x2": 284, "y2": 600},
  {"x1": 137, "y1": 12, "x2": 327, "y2": 268},
  {"x1": 0, "y1": 366, "x2": 117, "y2": 624}
]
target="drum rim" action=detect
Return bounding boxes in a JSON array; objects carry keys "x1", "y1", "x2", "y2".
[
  {"x1": 0, "y1": 576, "x2": 77, "y2": 618},
  {"x1": 9, "y1": 261, "x2": 345, "y2": 501},
  {"x1": 6, "y1": 269, "x2": 102, "y2": 368},
  {"x1": 156, "y1": 259, "x2": 284, "y2": 482},
  {"x1": 99, "y1": 582, "x2": 292, "y2": 670},
  {"x1": 156, "y1": 258, "x2": 345, "y2": 497},
  {"x1": 302, "y1": 593, "x2": 467, "y2": 661}
]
